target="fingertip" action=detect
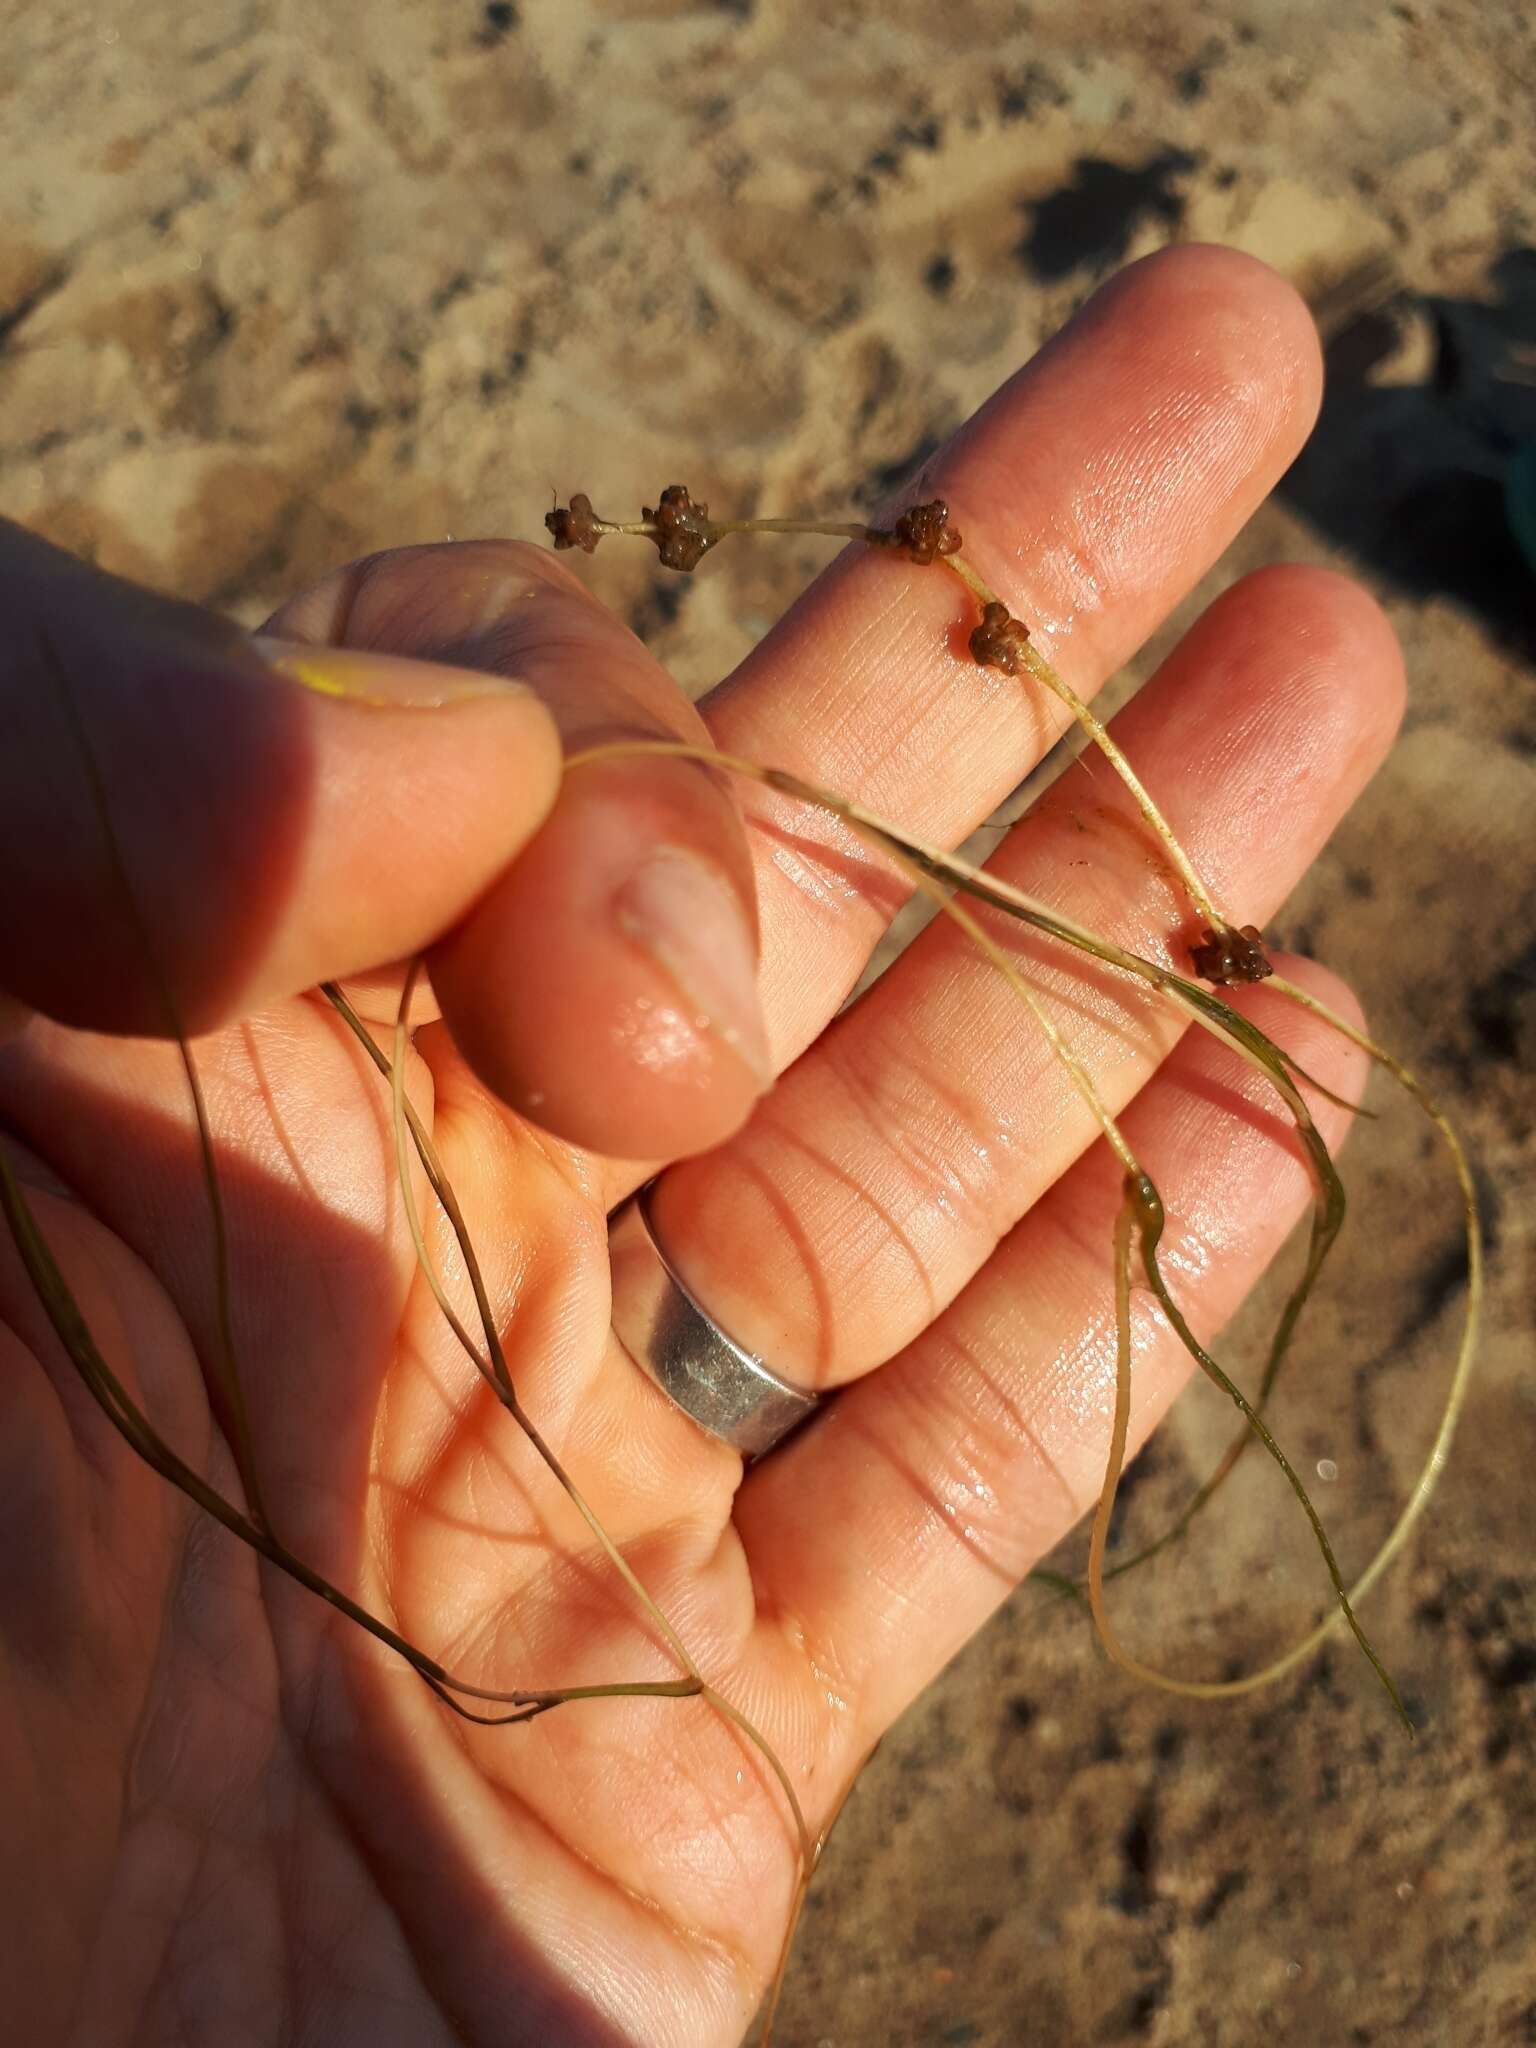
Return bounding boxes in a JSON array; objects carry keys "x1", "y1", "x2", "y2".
[
  {"x1": 429, "y1": 755, "x2": 770, "y2": 1162},
  {"x1": 1194, "y1": 560, "x2": 1407, "y2": 770},
  {"x1": 260, "y1": 537, "x2": 600, "y2": 658},
  {"x1": 1281, "y1": 562, "x2": 1408, "y2": 751},
  {"x1": 266, "y1": 534, "x2": 775, "y2": 1160},
  {"x1": 1111, "y1": 242, "x2": 1325, "y2": 439},
  {"x1": 269, "y1": 670, "x2": 566, "y2": 994},
  {"x1": 942, "y1": 241, "x2": 1328, "y2": 678},
  {"x1": 0, "y1": 610, "x2": 566, "y2": 1037}
]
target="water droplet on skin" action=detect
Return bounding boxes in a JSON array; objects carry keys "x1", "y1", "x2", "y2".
[{"x1": 1317, "y1": 1458, "x2": 1339, "y2": 1482}]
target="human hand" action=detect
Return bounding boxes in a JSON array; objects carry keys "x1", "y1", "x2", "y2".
[{"x1": 0, "y1": 247, "x2": 1404, "y2": 2047}]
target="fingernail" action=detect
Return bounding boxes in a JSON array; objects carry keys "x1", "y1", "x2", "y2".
[
  {"x1": 252, "y1": 635, "x2": 529, "y2": 708},
  {"x1": 614, "y1": 847, "x2": 772, "y2": 1089}
]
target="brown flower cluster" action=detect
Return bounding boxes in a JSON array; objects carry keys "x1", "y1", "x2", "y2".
[
  {"x1": 642, "y1": 484, "x2": 718, "y2": 572},
  {"x1": 1189, "y1": 923, "x2": 1274, "y2": 986},
  {"x1": 968, "y1": 599, "x2": 1032, "y2": 674},
  {"x1": 546, "y1": 481, "x2": 1283, "y2": 1025},
  {"x1": 875, "y1": 499, "x2": 963, "y2": 565},
  {"x1": 545, "y1": 493, "x2": 603, "y2": 553}
]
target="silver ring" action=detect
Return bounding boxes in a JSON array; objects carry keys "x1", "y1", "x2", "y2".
[{"x1": 608, "y1": 1182, "x2": 822, "y2": 1458}]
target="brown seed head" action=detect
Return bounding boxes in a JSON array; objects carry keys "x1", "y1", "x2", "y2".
[
  {"x1": 968, "y1": 599, "x2": 1031, "y2": 674},
  {"x1": 1190, "y1": 923, "x2": 1274, "y2": 986},
  {"x1": 642, "y1": 483, "x2": 718, "y2": 572},
  {"x1": 879, "y1": 498, "x2": 963, "y2": 565},
  {"x1": 546, "y1": 492, "x2": 603, "y2": 553}
]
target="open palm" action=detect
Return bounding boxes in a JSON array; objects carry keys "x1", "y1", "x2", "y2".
[{"x1": 0, "y1": 249, "x2": 1404, "y2": 2047}]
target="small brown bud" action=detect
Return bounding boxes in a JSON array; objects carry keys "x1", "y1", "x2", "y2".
[
  {"x1": 1190, "y1": 923, "x2": 1274, "y2": 986},
  {"x1": 642, "y1": 483, "x2": 718, "y2": 572},
  {"x1": 546, "y1": 493, "x2": 603, "y2": 553},
  {"x1": 877, "y1": 498, "x2": 963, "y2": 565},
  {"x1": 968, "y1": 599, "x2": 1031, "y2": 674}
]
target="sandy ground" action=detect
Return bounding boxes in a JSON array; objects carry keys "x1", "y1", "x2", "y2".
[{"x1": 2, "y1": 1, "x2": 1533, "y2": 2042}]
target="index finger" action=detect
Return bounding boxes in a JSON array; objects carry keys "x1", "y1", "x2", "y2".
[{"x1": 702, "y1": 244, "x2": 1324, "y2": 1065}]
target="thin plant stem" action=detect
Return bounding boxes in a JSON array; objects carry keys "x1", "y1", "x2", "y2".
[
  {"x1": 565, "y1": 736, "x2": 1456, "y2": 1726},
  {"x1": 609, "y1": 515, "x2": 878, "y2": 546},
  {"x1": 1046, "y1": 979, "x2": 1479, "y2": 1620},
  {"x1": 555, "y1": 498, "x2": 1231, "y2": 930},
  {"x1": 33, "y1": 627, "x2": 270, "y2": 1533},
  {"x1": 326, "y1": 969, "x2": 815, "y2": 1872},
  {"x1": 1, "y1": 660, "x2": 729, "y2": 1741},
  {"x1": 870, "y1": 824, "x2": 1409, "y2": 1725},
  {"x1": 0, "y1": 1143, "x2": 693, "y2": 1721},
  {"x1": 1130, "y1": 1173, "x2": 1413, "y2": 1731},
  {"x1": 941, "y1": 552, "x2": 1225, "y2": 927},
  {"x1": 756, "y1": 1740, "x2": 877, "y2": 2046},
  {"x1": 10, "y1": 550, "x2": 1479, "y2": 2038},
  {"x1": 1259, "y1": 978, "x2": 1484, "y2": 1619},
  {"x1": 1087, "y1": 1184, "x2": 1145, "y2": 1670}
]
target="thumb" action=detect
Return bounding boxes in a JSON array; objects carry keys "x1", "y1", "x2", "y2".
[
  {"x1": 262, "y1": 539, "x2": 771, "y2": 1162},
  {"x1": 0, "y1": 519, "x2": 561, "y2": 1041}
]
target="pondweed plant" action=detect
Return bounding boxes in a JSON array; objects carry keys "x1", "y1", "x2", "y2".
[{"x1": 0, "y1": 484, "x2": 1482, "y2": 2041}]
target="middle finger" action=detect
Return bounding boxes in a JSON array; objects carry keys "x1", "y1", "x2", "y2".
[{"x1": 649, "y1": 562, "x2": 1403, "y2": 1386}]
